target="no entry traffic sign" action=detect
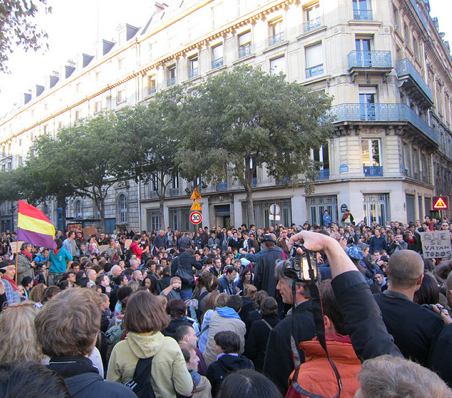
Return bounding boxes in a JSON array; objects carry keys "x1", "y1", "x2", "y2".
[{"x1": 190, "y1": 211, "x2": 203, "y2": 225}]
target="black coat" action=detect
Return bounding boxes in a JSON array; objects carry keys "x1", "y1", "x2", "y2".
[
  {"x1": 331, "y1": 271, "x2": 402, "y2": 360},
  {"x1": 374, "y1": 290, "x2": 444, "y2": 367},
  {"x1": 171, "y1": 251, "x2": 202, "y2": 288},
  {"x1": 430, "y1": 324, "x2": 452, "y2": 386},
  {"x1": 48, "y1": 356, "x2": 136, "y2": 398},
  {"x1": 206, "y1": 354, "x2": 254, "y2": 396},
  {"x1": 254, "y1": 246, "x2": 284, "y2": 297},
  {"x1": 245, "y1": 315, "x2": 280, "y2": 371},
  {"x1": 263, "y1": 301, "x2": 316, "y2": 394}
]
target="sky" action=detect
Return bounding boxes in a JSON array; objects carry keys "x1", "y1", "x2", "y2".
[{"x1": 0, "y1": 0, "x2": 450, "y2": 115}]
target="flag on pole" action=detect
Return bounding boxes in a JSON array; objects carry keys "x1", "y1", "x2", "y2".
[{"x1": 16, "y1": 200, "x2": 56, "y2": 249}]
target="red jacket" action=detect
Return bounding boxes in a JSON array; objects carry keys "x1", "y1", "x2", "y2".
[
  {"x1": 129, "y1": 241, "x2": 143, "y2": 261},
  {"x1": 286, "y1": 336, "x2": 361, "y2": 398}
]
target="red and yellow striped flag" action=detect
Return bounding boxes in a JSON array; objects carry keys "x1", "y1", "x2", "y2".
[{"x1": 16, "y1": 200, "x2": 56, "y2": 249}]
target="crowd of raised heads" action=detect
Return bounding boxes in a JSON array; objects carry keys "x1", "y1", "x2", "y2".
[{"x1": 0, "y1": 214, "x2": 451, "y2": 397}]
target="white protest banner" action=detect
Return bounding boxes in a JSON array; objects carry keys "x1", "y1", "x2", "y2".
[{"x1": 419, "y1": 231, "x2": 452, "y2": 259}]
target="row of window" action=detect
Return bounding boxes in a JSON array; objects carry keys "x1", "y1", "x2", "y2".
[{"x1": 72, "y1": 194, "x2": 128, "y2": 224}]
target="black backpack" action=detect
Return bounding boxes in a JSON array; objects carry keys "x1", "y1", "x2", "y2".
[{"x1": 125, "y1": 357, "x2": 156, "y2": 398}]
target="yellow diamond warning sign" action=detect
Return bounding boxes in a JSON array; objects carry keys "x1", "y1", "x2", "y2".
[{"x1": 432, "y1": 196, "x2": 448, "y2": 210}]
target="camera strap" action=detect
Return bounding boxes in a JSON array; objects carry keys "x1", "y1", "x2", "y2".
[{"x1": 290, "y1": 249, "x2": 342, "y2": 398}]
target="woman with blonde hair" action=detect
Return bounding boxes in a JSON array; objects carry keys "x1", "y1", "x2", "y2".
[{"x1": 0, "y1": 302, "x2": 43, "y2": 362}]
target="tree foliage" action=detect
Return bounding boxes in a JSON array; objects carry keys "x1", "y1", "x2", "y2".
[
  {"x1": 0, "y1": 0, "x2": 50, "y2": 73},
  {"x1": 177, "y1": 65, "x2": 334, "y2": 224}
]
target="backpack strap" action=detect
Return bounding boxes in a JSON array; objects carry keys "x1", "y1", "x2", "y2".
[
  {"x1": 261, "y1": 319, "x2": 273, "y2": 330},
  {"x1": 125, "y1": 357, "x2": 156, "y2": 398}
]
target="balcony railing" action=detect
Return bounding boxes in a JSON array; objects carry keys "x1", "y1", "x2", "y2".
[
  {"x1": 316, "y1": 169, "x2": 330, "y2": 180},
  {"x1": 275, "y1": 176, "x2": 290, "y2": 185},
  {"x1": 363, "y1": 166, "x2": 383, "y2": 177},
  {"x1": 216, "y1": 181, "x2": 228, "y2": 192},
  {"x1": 168, "y1": 188, "x2": 181, "y2": 196},
  {"x1": 306, "y1": 64, "x2": 324, "y2": 78},
  {"x1": 396, "y1": 58, "x2": 433, "y2": 104},
  {"x1": 167, "y1": 77, "x2": 176, "y2": 86},
  {"x1": 303, "y1": 17, "x2": 322, "y2": 32},
  {"x1": 409, "y1": 0, "x2": 428, "y2": 30},
  {"x1": 188, "y1": 68, "x2": 199, "y2": 79},
  {"x1": 332, "y1": 103, "x2": 438, "y2": 144},
  {"x1": 268, "y1": 32, "x2": 284, "y2": 46},
  {"x1": 212, "y1": 57, "x2": 224, "y2": 69},
  {"x1": 348, "y1": 51, "x2": 392, "y2": 69},
  {"x1": 238, "y1": 45, "x2": 252, "y2": 58},
  {"x1": 353, "y1": 8, "x2": 373, "y2": 20}
]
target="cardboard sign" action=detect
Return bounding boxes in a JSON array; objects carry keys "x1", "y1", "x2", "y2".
[
  {"x1": 10, "y1": 241, "x2": 24, "y2": 253},
  {"x1": 124, "y1": 239, "x2": 132, "y2": 249},
  {"x1": 419, "y1": 231, "x2": 452, "y2": 259},
  {"x1": 98, "y1": 245, "x2": 109, "y2": 254},
  {"x1": 83, "y1": 226, "x2": 98, "y2": 239}
]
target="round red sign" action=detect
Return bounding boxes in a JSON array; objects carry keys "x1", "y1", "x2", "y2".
[{"x1": 190, "y1": 211, "x2": 203, "y2": 225}]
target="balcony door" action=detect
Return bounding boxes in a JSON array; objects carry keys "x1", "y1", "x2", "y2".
[
  {"x1": 359, "y1": 92, "x2": 376, "y2": 120},
  {"x1": 355, "y1": 38, "x2": 372, "y2": 67}
]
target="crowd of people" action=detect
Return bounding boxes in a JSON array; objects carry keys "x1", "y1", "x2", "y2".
[{"x1": 0, "y1": 216, "x2": 451, "y2": 397}]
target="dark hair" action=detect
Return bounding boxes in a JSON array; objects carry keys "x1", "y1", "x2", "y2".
[
  {"x1": 319, "y1": 280, "x2": 347, "y2": 336},
  {"x1": 260, "y1": 297, "x2": 278, "y2": 317},
  {"x1": 179, "y1": 345, "x2": 191, "y2": 363},
  {"x1": 123, "y1": 291, "x2": 169, "y2": 333},
  {"x1": 42, "y1": 286, "x2": 60, "y2": 303},
  {"x1": 226, "y1": 295, "x2": 242, "y2": 313},
  {"x1": 217, "y1": 369, "x2": 282, "y2": 398},
  {"x1": 117, "y1": 286, "x2": 133, "y2": 303},
  {"x1": 174, "y1": 325, "x2": 194, "y2": 343},
  {"x1": 167, "y1": 299, "x2": 186, "y2": 319},
  {"x1": 214, "y1": 331, "x2": 240, "y2": 354},
  {"x1": 0, "y1": 362, "x2": 70, "y2": 398},
  {"x1": 414, "y1": 274, "x2": 440, "y2": 305},
  {"x1": 223, "y1": 265, "x2": 235, "y2": 274},
  {"x1": 21, "y1": 276, "x2": 33, "y2": 287}
]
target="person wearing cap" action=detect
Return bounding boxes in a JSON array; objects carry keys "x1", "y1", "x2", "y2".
[
  {"x1": 245, "y1": 234, "x2": 285, "y2": 299},
  {"x1": 262, "y1": 257, "x2": 315, "y2": 394}
]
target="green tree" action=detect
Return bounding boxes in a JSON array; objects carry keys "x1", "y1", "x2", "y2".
[
  {"x1": 19, "y1": 112, "x2": 128, "y2": 232},
  {"x1": 0, "y1": 0, "x2": 50, "y2": 73},
  {"x1": 178, "y1": 65, "x2": 334, "y2": 225},
  {"x1": 116, "y1": 87, "x2": 185, "y2": 227}
]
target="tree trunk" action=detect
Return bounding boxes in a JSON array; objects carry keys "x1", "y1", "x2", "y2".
[
  {"x1": 246, "y1": 188, "x2": 255, "y2": 227},
  {"x1": 159, "y1": 198, "x2": 165, "y2": 231},
  {"x1": 57, "y1": 196, "x2": 67, "y2": 232},
  {"x1": 99, "y1": 198, "x2": 106, "y2": 233}
]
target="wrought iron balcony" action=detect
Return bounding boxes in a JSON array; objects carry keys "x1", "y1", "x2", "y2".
[
  {"x1": 305, "y1": 64, "x2": 324, "y2": 78},
  {"x1": 332, "y1": 103, "x2": 438, "y2": 145},
  {"x1": 303, "y1": 17, "x2": 322, "y2": 33},
  {"x1": 353, "y1": 8, "x2": 373, "y2": 20},
  {"x1": 168, "y1": 188, "x2": 181, "y2": 196},
  {"x1": 396, "y1": 58, "x2": 433, "y2": 104},
  {"x1": 275, "y1": 176, "x2": 290, "y2": 185},
  {"x1": 167, "y1": 77, "x2": 176, "y2": 87},
  {"x1": 348, "y1": 51, "x2": 392, "y2": 70},
  {"x1": 268, "y1": 32, "x2": 284, "y2": 46},
  {"x1": 316, "y1": 169, "x2": 330, "y2": 180},
  {"x1": 211, "y1": 57, "x2": 224, "y2": 69},
  {"x1": 409, "y1": 0, "x2": 428, "y2": 30},
  {"x1": 363, "y1": 166, "x2": 383, "y2": 177},
  {"x1": 188, "y1": 68, "x2": 199, "y2": 79},
  {"x1": 238, "y1": 45, "x2": 252, "y2": 59},
  {"x1": 216, "y1": 181, "x2": 228, "y2": 192}
]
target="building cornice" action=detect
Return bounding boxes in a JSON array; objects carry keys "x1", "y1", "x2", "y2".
[{"x1": 0, "y1": 0, "x2": 295, "y2": 145}]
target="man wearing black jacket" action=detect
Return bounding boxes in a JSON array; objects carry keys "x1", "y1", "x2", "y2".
[
  {"x1": 171, "y1": 248, "x2": 202, "y2": 300},
  {"x1": 262, "y1": 261, "x2": 315, "y2": 394}
]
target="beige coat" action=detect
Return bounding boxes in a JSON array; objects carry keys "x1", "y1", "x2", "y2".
[
  {"x1": 106, "y1": 331, "x2": 193, "y2": 398},
  {"x1": 203, "y1": 310, "x2": 246, "y2": 366}
]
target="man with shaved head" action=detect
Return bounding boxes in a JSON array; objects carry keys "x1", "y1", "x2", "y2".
[{"x1": 374, "y1": 250, "x2": 444, "y2": 368}]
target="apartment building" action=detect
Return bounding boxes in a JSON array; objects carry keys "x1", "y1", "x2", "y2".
[{"x1": 0, "y1": 0, "x2": 451, "y2": 232}]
